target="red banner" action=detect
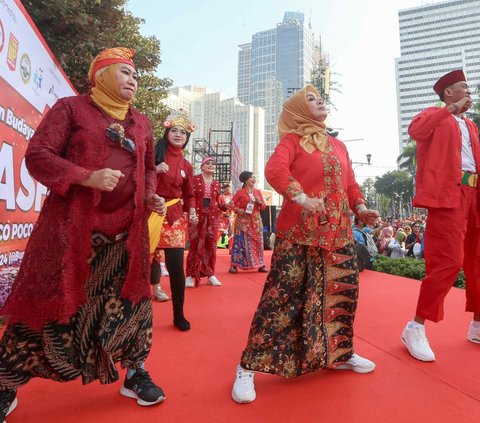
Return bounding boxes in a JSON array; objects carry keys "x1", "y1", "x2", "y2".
[{"x1": 0, "y1": 0, "x2": 75, "y2": 270}]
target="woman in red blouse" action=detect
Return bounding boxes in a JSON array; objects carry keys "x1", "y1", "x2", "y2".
[
  {"x1": 229, "y1": 172, "x2": 267, "y2": 273},
  {"x1": 0, "y1": 48, "x2": 166, "y2": 420},
  {"x1": 150, "y1": 109, "x2": 198, "y2": 331},
  {"x1": 231, "y1": 85, "x2": 380, "y2": 404},
  {"x1": 185, "y1": 157, "x2": 227, "y2": 287}
]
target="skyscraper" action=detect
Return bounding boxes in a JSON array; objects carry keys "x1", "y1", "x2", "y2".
[
  {"x1": 163, "y1": 85, "x2": 265, "y2": 188},
  {"x1": 395, "y1": 0, "x2": 480, "y2": 151},
  {"x1": 237, "y1": 12, "x2": 317, "y2": 167}
]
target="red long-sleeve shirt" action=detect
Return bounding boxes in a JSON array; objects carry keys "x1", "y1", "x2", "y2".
[
  {"x1": 154, "y1": 145, "x2": 195, "y2": 225},
  {"x1": 265, "y1": 133, "x2": 364, "y2": 250},
  {"x1": 409, "y1": 106, "x2": 480, "y2": 209}
]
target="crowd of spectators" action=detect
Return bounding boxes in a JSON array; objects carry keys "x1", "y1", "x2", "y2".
[{"x1": 353, "y1": 214, "x2": 427, "y2": 268}]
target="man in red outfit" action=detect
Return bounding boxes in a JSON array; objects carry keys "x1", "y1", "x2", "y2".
[{"x1": 401, "y1": 69, "x2": 480, "y2": 361}]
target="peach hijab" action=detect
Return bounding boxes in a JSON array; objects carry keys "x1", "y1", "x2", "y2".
[{"x1": 278, "y1": 84, "x2": 328, "y2": 153}]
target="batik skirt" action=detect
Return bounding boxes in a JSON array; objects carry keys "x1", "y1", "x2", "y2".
[
  {"x1": 152, "y1": 216, "x2": 187, "y2": 266},
  {"x1": 186, "y1": 212, "x2": 220, "y2": 285},
  {"x1": 230, "y1": 213, "x2": 265, "y2": 270},
  {"x1": 0, "y1": 238, "x2": 152, "y2": 389},
  {"x1": 240, "y1": 238, "x2": 358, "y2": 378}
]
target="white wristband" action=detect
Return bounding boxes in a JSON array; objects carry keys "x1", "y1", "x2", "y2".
[{"x1": 293, "y1": 193, "x2": 307, "y2": 206}]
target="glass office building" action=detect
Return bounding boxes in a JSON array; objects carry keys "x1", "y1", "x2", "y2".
[
  {"x1": 395, "y1": 0, "x2": 480, "y2": 151},
  {"x1": 238, "y1": 12, "x2": 316, "y2": 168}
]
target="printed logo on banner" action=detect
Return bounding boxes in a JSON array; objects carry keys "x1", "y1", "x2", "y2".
[
  {"x1": 47, "y1": 66, "x2": 60, "y2": 101},
  {"x1": 20, "y1": 53, "x2": 31, "y2": 84},
  {"x1": 7, "y1": 32, "x2": 18, "y2": 71},
  {"x1": 0, "y1": 19, "x2": 5, "y2": 53},
  {"x1": 33, "y1": 67, "x2": 43, "y2": 89}
]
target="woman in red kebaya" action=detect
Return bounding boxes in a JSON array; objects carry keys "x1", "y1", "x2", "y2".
[
  {"x1": 229, "y1": 172, "x2": 267, "y2": 274},
  {"x1": 150, "y1": 109, "x2": 198, "y2": 331},
  {"x1": 185, "y1": 157, "x2": 227, "y2": 287},
  {"x1": 0, "y1": 48, "x2": 166, "y2": 421},
  {"x1": 231, "y1": 84, "x2": 379, "y2": 404}
]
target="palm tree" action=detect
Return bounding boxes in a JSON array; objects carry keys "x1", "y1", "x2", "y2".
[{"x1": 397, "y1": 140, "x2": 416, "y2": 176}]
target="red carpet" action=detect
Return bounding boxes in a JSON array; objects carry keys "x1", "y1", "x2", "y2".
[{"x1": 5, "y1": 250, "x2": 480, "y2": 422}]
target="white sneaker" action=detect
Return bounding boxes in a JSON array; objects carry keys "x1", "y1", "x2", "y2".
[
  {"x1": 152, "y1": 286, "x2": 169, "y2": 302},
  {"x1": 208, "y1": 276, "x2": 222, "y2": 286},
  {"x1": 467, "y1": 321, "x2": 480, "y2": 344},
  {"x1": 160, "y1": 262, "x2": 169, "y2": 276},
  {"x1": 231, "y1": 364, "x2": 256, "y2": 404},
  {"x1": 185, "y1": 276, "x2": 195, "y2": 288},
  {"x1": 401, "y1": 322, "x2": 435, "y2": 361},
  {"x1": 334, "y1": 353, "x2": 376, "y2": 373},
  {"x1": 1, "y1": 390, "x2": 17, "y2": 423},
  {"x1": 8, "y1": 396, "x2": 18, "y2": 417}
]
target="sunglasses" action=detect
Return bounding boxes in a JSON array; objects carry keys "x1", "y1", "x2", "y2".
[{"x1": 106, "y1": 124, "x2": 136, "y2": 153}]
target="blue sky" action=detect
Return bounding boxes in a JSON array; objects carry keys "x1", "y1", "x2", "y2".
[{"x1": 127, "y1": 0, "x2": 445, "y2": 180}]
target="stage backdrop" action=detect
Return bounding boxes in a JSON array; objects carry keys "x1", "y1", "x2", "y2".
[{"x1": 0, "y1": 0, "x2": 76, "y2": 274}]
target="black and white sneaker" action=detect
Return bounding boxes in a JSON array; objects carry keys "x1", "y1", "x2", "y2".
[
  {"x1": 120, "y1": 369, "x2": 165, "y2": 406},
  {"x1": 0, "y1": 389, "x2": 17, "y2": 422}
]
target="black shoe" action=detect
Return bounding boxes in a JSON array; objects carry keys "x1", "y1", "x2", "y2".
[
  {"x1": 258, "y1": 266, "x2": 268, "y2": 273},
  {"x1": 229, "y1": 266, "x2": 238, "y2": 274},
  {"x1": 173, "y1": 316, "x2": 191, "y2": 331},
  {"x1": 120, "y1": 368, "x2": 165, "y2": 406},
  {"x1": 0, "y1": 389, "x2": 17, "y2": 421}
]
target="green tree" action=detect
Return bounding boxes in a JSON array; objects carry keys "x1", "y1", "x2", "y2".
[
  {"x1": 23, "y1": 0, "x2": 171, "y2": 137},
  {"x1": 397, "y1": 139, "x2": 416, "y2": 176},
  {"x1": 374, "y1": 170, "x2": 414, "y2": 217},
  {"x1": 360, "y1": 178, "x2": 375, "y2": 198},
  {"x1": 374, "y1": 170, "x2": 413, "y2": 201},
  {"x1": 360, "y1": 178, "x2": 375, "y2": 205}
]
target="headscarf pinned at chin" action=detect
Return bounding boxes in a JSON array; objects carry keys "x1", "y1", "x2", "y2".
[
  {"x1": 88, "y1": 47, "x2": 136, "y2": 121},
  {"x1": 277, "y1": 84, "x2": 328, "y2": 154}
]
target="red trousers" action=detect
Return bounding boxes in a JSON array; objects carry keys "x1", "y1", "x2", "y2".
[{"x1": 416, "y1": 185, "x2": 480, "y2": 322}]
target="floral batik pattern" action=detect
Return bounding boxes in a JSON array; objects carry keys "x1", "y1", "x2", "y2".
[
  {"x1": 240, "y1": 238, "x2": 358, "y2": 378},
  {"x1": 156, "y1": 215, "x2": 187, "y2": 249},
  {"x1": 230, "y1": 213, "x2": 265, "y2": 270},
  {"x1": 0, "y1": 239, "x2": 152, "y2": 389}
]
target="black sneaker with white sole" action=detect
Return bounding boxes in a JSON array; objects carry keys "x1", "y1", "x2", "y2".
[
  {"x1": 120, "y1": 368, "x2": 165, "y2": 406},
  {"x1": 0, "y1": 389, "x2": 17, "y2": 422}
]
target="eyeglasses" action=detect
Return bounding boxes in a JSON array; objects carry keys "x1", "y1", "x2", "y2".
[{"x1": 106, "y1": 124, "x2": 136, "y2": 153}]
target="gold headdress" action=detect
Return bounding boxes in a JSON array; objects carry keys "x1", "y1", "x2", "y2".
[{"x1": 163, "y1": 109, "x2": 196, "y2": 133}]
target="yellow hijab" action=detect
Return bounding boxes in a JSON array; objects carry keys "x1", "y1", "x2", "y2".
[
  {"x1": 278, "y1": 84, "x2": 328, "y2": 153},
  {"x1": 90, "y1": 64, "x2": 130, "y2": 120}
]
